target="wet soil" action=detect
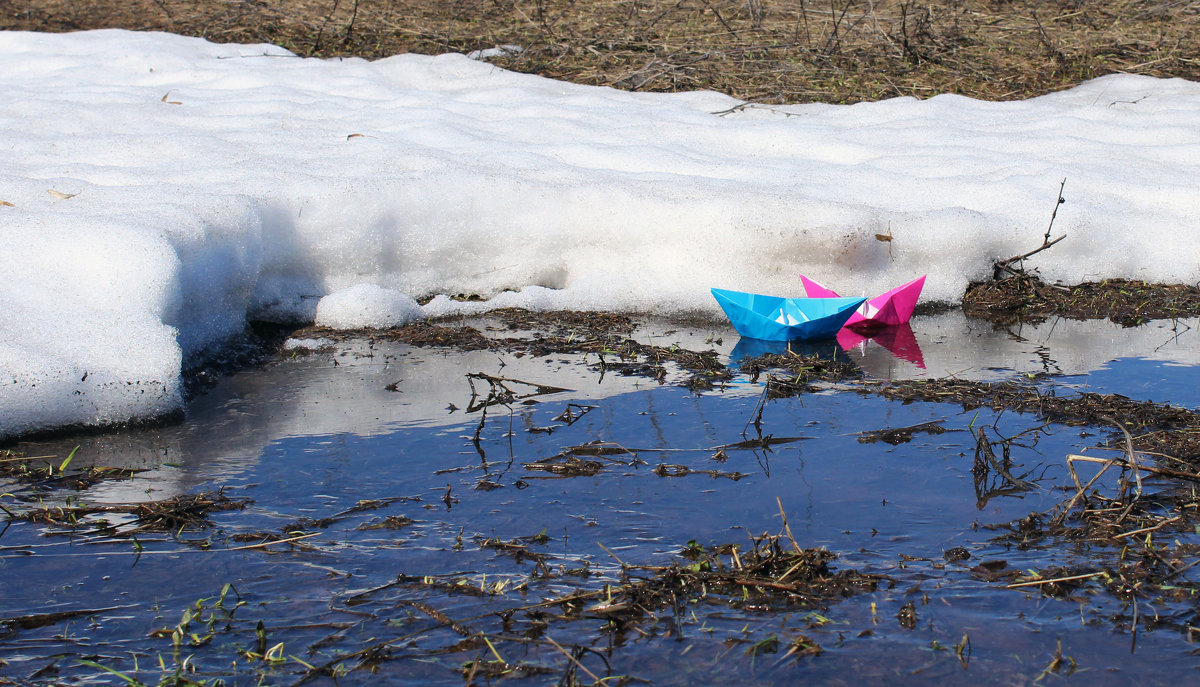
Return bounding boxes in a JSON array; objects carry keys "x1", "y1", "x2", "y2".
[
  {"x1": 292, "y1": 307, "x2": 732, "y2": 394},
  {"x1": 964, "y1": 277, "x2": 1200, "y2": 327}
]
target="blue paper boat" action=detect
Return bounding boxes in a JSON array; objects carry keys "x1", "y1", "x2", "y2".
[{"x1": 711, "y1": 288, "x2": 867, "y2": 342}]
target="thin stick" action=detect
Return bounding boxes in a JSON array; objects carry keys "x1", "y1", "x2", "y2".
[
  {"x1": 1130, "y1": 593, "x2": 1139, "y2": 653},
  {"x1": 994, "y1": 235, "x2": 1067, "y2": 278},
  {"x1": 1065, "y1": 453, "x2": 1200, "y2": 483},
  {"x1": 226, "y1": 532, "x2": 323, "y2": 551},
  {"x1": 0, "y1": 532, "x2": 323, "y2": 559},
  {"x1": 995, "y1": 178, "x2": 1067, "y2": 277},
  {"x1": 1162, "y1": 557, "x2": 1200, "y2": 582},
  {"x1": 397, "y1": 599, "x2": 474, "y2": 637},
  {"x1": 743, "y1": 382, "x2": 769, "y2": 436},
  {"x1": 543, "y1": 635, "x2": 602, "y2": 683},
  {"x1": 1043, "y1": 178, "x2": 1068, "y2": 243},
  {"x1": 776, "y1": 497, "x2": 803, "y2": 554},
  {"x1": 1113, "y1": 515, "x2": 1183, "y2": 540},
  {"x1": 597, "y1": 542, "x2": 628, "y2": 568},
  {"x1": 1105, "y1": 415, "x2": 1144, "y2": 500},
  {"x1": 1006, "y1": 571, "x2": 1103, "y2": 589},
  {"x1": 1054, "y1": 454, "x2": 1119, "y2": 525},
  {"x1": 696, "y1": 0, "x2": 737, "y2": 35},
  {"x1": 476, "y1": 589, "x2": 606, "y2": 617}
]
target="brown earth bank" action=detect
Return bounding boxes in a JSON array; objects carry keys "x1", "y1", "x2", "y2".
[{"x1": 3, "y1": 0, "x2": 1198, "y2": 103}]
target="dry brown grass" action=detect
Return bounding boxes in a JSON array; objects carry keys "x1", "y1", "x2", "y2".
[{"x1": 3, "y1": 0, "x2": 1197, "y2": 102}]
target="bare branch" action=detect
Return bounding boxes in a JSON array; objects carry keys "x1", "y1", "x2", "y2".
[{"x1": 994, "y1": 178, "x2": 1067, "y2": 280}]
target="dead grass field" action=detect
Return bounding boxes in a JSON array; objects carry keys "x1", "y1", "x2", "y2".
[{"x1": 3, "y1": 0, "x2": 1198, "y2": 103}]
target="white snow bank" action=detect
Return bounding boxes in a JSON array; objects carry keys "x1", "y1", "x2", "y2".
[
  {"x1": 314, "y1": 284, "x2": 423, "y2": 329},
  {"x1": 2, "y1": 28, "x2": 1199, "y2": 438}
]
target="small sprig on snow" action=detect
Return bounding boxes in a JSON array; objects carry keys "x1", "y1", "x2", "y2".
[{"x1": 994, "y1": 178, "x2": 1068, "y2": 281}]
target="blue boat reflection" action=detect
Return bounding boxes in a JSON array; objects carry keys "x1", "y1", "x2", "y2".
[{"x1": 728, "y1": 336, "x2": 852, "y2": 366}]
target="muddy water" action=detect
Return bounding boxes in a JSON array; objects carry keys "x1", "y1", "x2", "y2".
[{"x1": 2, "y1": 313, "x2": 1200, "y2": 685}]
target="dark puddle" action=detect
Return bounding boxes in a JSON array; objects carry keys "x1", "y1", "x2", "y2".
[{"x1": 4, "y1": 310, "x2": 1200, "y2": 685}]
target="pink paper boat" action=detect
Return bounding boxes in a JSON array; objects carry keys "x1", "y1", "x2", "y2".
[{"x1": 799, "y1": 274, "x2": 926, "y2": 329}]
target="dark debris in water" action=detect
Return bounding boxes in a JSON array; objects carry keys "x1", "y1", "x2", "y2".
[
  {"x1": 1001, "y1": 544, "x2": 1200, "y2": 611},
  {"x1": 857, "y1": 420, "x2": 949, "y2": 444},
  {"x1": 651, "y1": 463, "x2": 746, "y2": 480},
  {"x1": 738, "y1": 352, "x2": 861, "y2": 391},
  {"x1": 298, "y1": 524, "x2": 882, "y2": 684},
  {"x1": 405, "y1": 530, "x2": 879, "y2": 638},
  {"x1": 0, "y1": 605, "x2": 129, "y2": 640},
  {"x1": 0, "y1": 448, "x2": 142, "y2": 492},
  {"x1": 491, "y1": 307, "x2": 636, "y2": 338},
  {"x1": 870, "y1": 378, "x2": 1199, "y2": 437},
  {"x1": 293, "y1": 309, "x2": 728, "y2": 389},
  {"x1": 586, "y1": 539, "x2": 880, "y2": 638},
  {"x1": 523, "y1": 455, "x2": 607, "y2": 477},
  {"x1": 963, "y1": 277, "x2": 1200, "y2": 326},
  {"x1": 366, "y1": 323, "x2": 496, "y2": 350},
  {"x1": 13, "y1": 489, "x2": 249, "y2": 534}
]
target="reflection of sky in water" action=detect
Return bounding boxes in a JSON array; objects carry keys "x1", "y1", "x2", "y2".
[{"x1": 1076, "y1": 357, "x2": 1200, "y2": 410}]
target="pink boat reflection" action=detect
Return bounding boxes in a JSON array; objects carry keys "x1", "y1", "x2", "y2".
[{"x1": 837, "y1": 323, "x2": 926, "y2": 369}]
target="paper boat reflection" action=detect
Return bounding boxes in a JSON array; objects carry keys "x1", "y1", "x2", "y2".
[
  {"x1": 837, "y1": 323, "x2": 926, "y2": 369},
  {"x1": 728, "y1": 336, "x2": 851, "y2": 364},
  {"x1": 711, "y1": 288, "x2": 866, "y2": 342},
  {"x1": 800, "y1": 275, "x2": 926, "y2": 329}
]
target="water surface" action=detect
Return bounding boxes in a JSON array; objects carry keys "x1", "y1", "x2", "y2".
[{"x1": 3, "y1": 313, "x2": 1200, "y2": 685}]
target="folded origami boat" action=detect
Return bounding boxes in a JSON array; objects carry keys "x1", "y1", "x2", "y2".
[
  {"x1": 799, "y1": 274, "x2": 926, "y2": 329},
  {"x1": 711, "y1": 288, "x2": 867, "y2": 342}
]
